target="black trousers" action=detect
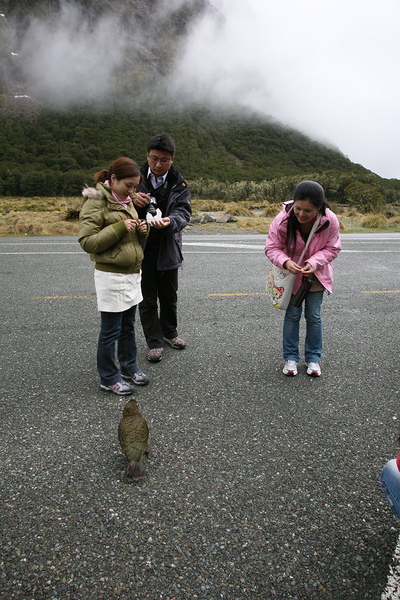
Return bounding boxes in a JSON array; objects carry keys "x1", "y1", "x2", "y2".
[{"x1": 139, "y1": 251, "x2": 179, "y2": 348}]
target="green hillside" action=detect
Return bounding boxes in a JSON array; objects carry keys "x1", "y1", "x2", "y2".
[{"x1": 0, "y1": 103, "x2": 394, "y2": 199}]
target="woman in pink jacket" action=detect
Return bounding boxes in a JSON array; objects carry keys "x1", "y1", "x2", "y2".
[{"x1": 265, "y1": 180, "x2": 342, "y2": 377}]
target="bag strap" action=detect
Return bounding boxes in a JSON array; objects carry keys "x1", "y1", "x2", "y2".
[{"x1": 298, "y1": 214, "x2": 321, "y2": 264}]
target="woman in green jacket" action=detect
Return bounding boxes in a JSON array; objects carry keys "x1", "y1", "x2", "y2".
[{"x1": 79, "y1": 157, "x2": 150, "y2": 395}]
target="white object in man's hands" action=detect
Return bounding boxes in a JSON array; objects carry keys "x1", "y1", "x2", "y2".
[{"x1": 146, "y1": 208, "x2": 162, "y2": 225}]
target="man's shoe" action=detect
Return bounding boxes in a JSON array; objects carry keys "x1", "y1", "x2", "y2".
[
  {"x1": 164, "y1": 336, "x2": 186, "y2": 349},
  {"x1": 147, "y1": 348, "x2": 163, "y2": 362},
  {"x1": 121, "y1": 370, "x2": 149, "y2": 386},
  {"x1": 306, "y1": 362, "x2": 321, "y2": 377},
  {"x1": 100, "y1": 380, "x2": 135, "y2": 396},
  {"x1": 282, "y1": 360, "x2": 298, "y2": 376}
]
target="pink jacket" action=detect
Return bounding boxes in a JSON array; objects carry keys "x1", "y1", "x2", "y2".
[{"x1": 265, "y1": 203, "x2": 342, "y2": 294}]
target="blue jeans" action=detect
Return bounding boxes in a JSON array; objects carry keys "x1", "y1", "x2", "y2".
[
  {"x1": 381, "y1": 459, "x2": 400, "y2": 521},
  {"x1": 97, "y1": 305, "x2": 139, "y2": 385},
  {"x1": 283, "y1": 291, "x2": 324, "y2": 363}
]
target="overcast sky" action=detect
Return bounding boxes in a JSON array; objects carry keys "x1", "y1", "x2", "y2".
[{"x1": 170, "y1": 0, "x2": 400, "y2": 179}]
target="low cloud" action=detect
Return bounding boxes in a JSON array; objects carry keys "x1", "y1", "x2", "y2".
[
  {"x1": 168, "y1": 0, "x2": 400, "y2": 178},
  {"x1": 18, "y1": 3, "x2": 128, "y2": 107}
]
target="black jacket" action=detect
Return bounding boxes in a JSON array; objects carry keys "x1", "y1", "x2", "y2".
[{"x1": 137, "y1": 164, "x2": 191, "y2": 271}]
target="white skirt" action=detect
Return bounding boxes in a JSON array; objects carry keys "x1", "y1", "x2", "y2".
[{"x1": 94, "y1": 270, "x2": 143, "y2": 313}]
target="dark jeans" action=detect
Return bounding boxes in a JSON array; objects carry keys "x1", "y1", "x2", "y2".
[
  {"x1": 97, "y1": 305, "x2": 138, "y2": 385},
  {"x1": 139, "y1": 251, "x2": 178, "y2": 349}
]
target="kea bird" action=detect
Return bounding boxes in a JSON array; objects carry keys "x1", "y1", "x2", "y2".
[{"x1": 118, "y1": 398, "x2": 149, "y2": 481}]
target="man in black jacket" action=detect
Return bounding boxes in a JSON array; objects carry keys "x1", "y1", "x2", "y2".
[{"x1": 134, "y1": 134, "x2": 191, "y2": 363}]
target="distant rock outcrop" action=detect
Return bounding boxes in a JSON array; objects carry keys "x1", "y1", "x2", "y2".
[
  {"x1": 216, "y1": 213, "x2": 238, "y2": 223},
  {"x1": 202, "y1": 214, "x2": 217, "y2": 223}
]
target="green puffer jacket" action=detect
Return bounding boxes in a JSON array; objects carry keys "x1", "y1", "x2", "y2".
[{"x1": 78, "y1": 183, "x2": 149, "y2": 274}]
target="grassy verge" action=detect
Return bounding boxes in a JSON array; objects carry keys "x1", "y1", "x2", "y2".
[{"x1": 0, "y1": 196, "x2": 399, "y2": 236}]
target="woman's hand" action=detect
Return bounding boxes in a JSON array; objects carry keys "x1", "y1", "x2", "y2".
[
  {"x1": 137, "y1": 220, "x2": 148, "y2": 233},
  {"x1": 283, "y1": 259, "x2": 303, "y2": 275},
  {"x1": 301, "y1": 262, "x2": 315, "y2": 275},
  {"x1": 125, "y1": 219, "x2": 138, "y2": 231}
]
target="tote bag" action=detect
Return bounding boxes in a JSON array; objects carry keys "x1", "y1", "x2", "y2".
[
  {"x1": 266, "y1": 265, "x2": 296, "y2": 310},
  {"x1": 266, "y1": 215, "x2": 321, "y2": 311}
]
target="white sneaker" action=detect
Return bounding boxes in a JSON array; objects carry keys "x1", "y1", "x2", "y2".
[
  {"x1": 283, "y1": 360, "x2": 298, "y2": 376},
  {"x1": 100, "y1": 380, "x2": 135, "y2": 395},
  {"x1": 121, "y1": 370, "x2": 149, "y2": 386},
  {"x1": 306, "y1": 362, "x2": 321, "y2": 377}
]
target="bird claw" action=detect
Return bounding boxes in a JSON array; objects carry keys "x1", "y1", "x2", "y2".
[
  {"x1": 126, "y1": 461, "x2": 146, "y2": 479},
  {"x1": 120, "y1": 470, "x2": 145, "y2": 484}
]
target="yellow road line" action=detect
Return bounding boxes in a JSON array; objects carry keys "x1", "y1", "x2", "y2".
[
  {"x1": 209, "y1": 292, "x2": 268, "y2": 297},
  {"x1": 33, "y1": 295, "x2": 95, "y2": 299},
  {"x1": 33, "y1": 291, "x2": 400, "y2": 300},
  {"x1": 210, "y1": 291, "x2": 400, "y2": 297}
]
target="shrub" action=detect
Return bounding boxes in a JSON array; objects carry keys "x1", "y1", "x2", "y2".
[
  {"x1": 261, "y1": 204, "x2": 281, "y2": 217},
  {"x1": 191, "y1": 198, "x2": 226, "y2": 211},
  {"x1": 189, "y1": 179, "x2": 228, "y2": 200},
  {"x1": 61, "y1": 197, "x2": 84, "y2": 221},
  {"x1": 65, "y1": 209, "x2": 80, "y2": 221},
  {"x1": 388, "y1": 215, "x2": 400, "y2": 226},
  {"x1": 360, "y1": 213, "x2": 387, "y2": 229},
  {"x1": 344, "y1": 181, "x2": 386, "y2": 213},
  {"x1": 223, "y1": 203, "x2": 253, "y2": 217},
  {"x1": 344, "y1": 208, "x2": 360, "y2": 217}
]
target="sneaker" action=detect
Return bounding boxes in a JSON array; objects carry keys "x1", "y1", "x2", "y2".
[
  {"x1": 164, "y1": 336, "x2": 186, "y2": 349},
  {"x1": 306, "y1": 362, "x2": 321, "y2": 377},
  {"x1": 147, "y1": 348, "x2": 163, "y2": 362},
  {"x1": 100, "y1": 380, "x2": 135, "y2": 396},
  {"x1": 121, "y1": 370, "x2": 149, "y2": 386},
  {"x1": 283, "y1": 360, "x2": 298, "y2": 376}
]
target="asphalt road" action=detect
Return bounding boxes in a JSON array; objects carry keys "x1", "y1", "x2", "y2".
[{"x1": 1, "y1": 232, "x2": 399, "y2": 600}]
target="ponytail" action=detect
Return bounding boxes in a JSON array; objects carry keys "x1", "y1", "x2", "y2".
[
  {"x1": 93, "y1": 157, "x2": 141, "y2": 185},
  {"x1": 93, "y1": 168, "x2": 109, "y2": 184}
]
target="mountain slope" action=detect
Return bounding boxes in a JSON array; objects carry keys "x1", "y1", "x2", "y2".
[{"x1": 0, "y1": 104, "x2": 374, "y2": 197}]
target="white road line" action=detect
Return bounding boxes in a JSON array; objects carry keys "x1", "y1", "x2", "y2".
[
  {"x1": 0, "y1": 251, "x2": 83, "y2": 255},
  {"x1": 0, "y1": 248, "x2": 399, "y2": 255},
  {"x1": 341, "y1": 250, "x2": 400, "y2": 253},
  {"x1": 0, "y1": 240, "x2": 400, "y2": 255},
  {"x1": 382, "y1": 534, "x2": 400, "y2": 600},
  {"x1": 184, "y1": 251, "x2": 261, "y2": 253},
  {"x1": 184, "y1": 242, "x2": 263, "y2": 249}
]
